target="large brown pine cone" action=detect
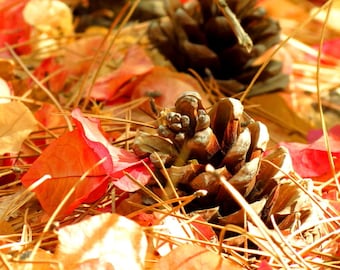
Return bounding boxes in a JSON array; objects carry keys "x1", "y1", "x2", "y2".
[
  {"x1": 132, "y1": 92, "x2": 312, "y2": 230},
  {"x1": 148, "y1": 0, "x2": 289, "y2": 96}
]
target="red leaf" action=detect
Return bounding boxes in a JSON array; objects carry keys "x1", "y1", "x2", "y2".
[
  {"x1": 0, "y1": 1, "x2": 31, "y2": 57},
  {"x1": 35, "y1": 103, "x2": 67, "y2": 131},
  {"x1": 89, "y1": 45, "x2": 154, "y2": 100},
  {"x1": 279, "y1": 125, "x2": 340, "y2": 178},
  {"x1": 318, "y1": 39, "x2": 340, "y2": 60},
  {"x1": 190, "y1": 216, "x2": 216, "y2": 241},
  {"x1": 21, "y1": 128, "x2": 110, "y2": 216},
  {"x1": 32, "y1": 58, "x2": 68, "y2": 93},
  {"x1": 322, "y1": 190, "x2": 340, "y2": 214},
  {"x1": 21, "y1": 109, "x2": 151, "y2": 215},
  {"x1": 72, "y1": 109, "x2": 152, "y2": 192},
  {"x1": 258, "y1": 260, "x2": 273, "y2": 270}
]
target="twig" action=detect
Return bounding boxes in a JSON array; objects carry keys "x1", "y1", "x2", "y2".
[{"x1": 214, "y1": 0, "x2": 253, "y2": 53}]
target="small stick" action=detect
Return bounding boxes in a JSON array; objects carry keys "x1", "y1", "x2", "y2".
[{"x1": 214, "y1": 0, "x2": 253, "y2": 52}]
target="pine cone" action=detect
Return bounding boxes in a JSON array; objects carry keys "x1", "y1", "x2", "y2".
[
  {"x1": 133, "y1": 92, "x2": 312, "y2": 229},
  {"x1": 148, "y1": 0, "x2": 289, "y2": 96}
]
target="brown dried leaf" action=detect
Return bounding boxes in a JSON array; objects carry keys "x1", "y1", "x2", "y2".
[
  {"x1": 56, "y1": 213, "x2": 147, "y2": 270},
  {"x1": 154, "y1": 243, "x2": 244, "y2": 270},
  {"x1": 0, "y1": 102, "x2": 37, "y2": 154}
]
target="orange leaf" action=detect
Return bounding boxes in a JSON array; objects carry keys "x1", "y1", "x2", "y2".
[
  {"x1": 20, "y1": 128, "x2": 110, "y2": 216},
  {"x1": 56, "y1": 213, "x2": 147, "y2": 270},
  {"x1": 21, "y1": 109, "x2": 151, "y2": 215},
  {"x1": 64, "y1": 35, "x2": 122, "y2": 76}
]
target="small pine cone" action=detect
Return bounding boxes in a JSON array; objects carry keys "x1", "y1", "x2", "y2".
[
  {"x1": 148, "y1": 0, "x2": 289, "y2": 96},
  {"x1": 133, "y1": 92, "x2": 312, "y2": 229},
  {"x1": 157, "y1": 91, "x2": 220, "y2": 162}
]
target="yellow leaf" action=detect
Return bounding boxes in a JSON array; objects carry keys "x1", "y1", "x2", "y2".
[
  {"x1": 56, "y1": 213, "x2": 147, "y2": 270},
  {"x1": 0, "y1": 102, "x2": 37, "y2": 154}
]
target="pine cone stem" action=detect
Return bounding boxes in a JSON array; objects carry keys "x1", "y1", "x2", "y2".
[{"x1": 214, "y1": 0, "x2": 253, "y2": 52}]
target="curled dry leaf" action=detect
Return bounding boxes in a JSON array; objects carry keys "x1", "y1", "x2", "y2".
[
  {"x1": 154, "y1": 243, "x2": 244, "y2": 270},
  {"x1": 0, "y1": 101, "x2": 37, "y2": 155},
  {"x1": 55, "y1": 213, "x2": 147, "y2": 270}
]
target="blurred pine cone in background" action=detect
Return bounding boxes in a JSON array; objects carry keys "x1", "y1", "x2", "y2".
[{"x1": 148, "y1": 0, "x2": 289, "y2": 97}]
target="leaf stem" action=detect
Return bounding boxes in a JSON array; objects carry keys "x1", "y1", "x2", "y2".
[{"x1": 214, "y1": 0, "x2": 253, "y2": 53}]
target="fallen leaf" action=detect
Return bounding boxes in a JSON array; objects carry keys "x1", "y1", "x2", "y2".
[
  {"x1": 89, "y1": 45, "x2": 154, "y2": 100},
  {"x1": 190, "y1": 215, "x2": 217, "y2": 242},
  {"x1": 152, "y1": 214, "x2": 196, "y2": 256},
  {"x1": 0, "y1": 101, "x2": 37, "y2": 154},
  {"x1": 20, "y1": 128, "x2": 110, "y2": 216},
  {"x1": 249, "y1": 92, "x2": 312, "y2": 144},
  {"x1": 56, "y1": 213, "x2": 147, "y2": 270},
  {"x1": 130, "y1": 66, "x2": 203, "y2": 114},
  {"x1": 63, "y1": 35, "x2": 122, "y2": 76},
  {"x1": 72, "y1": 108, "x2": 152, "y2": 192},
  {"x1": 32, "y1": 58, "x2": 69, "y2": 93},
  {"x1": 154, "y1": 243, "x2": 244, "y2": 270},
  {"x1": 258, "y1": 260, "x2": 273, "y2": 270},
  {"x1": 0, "y1": 0, "x2": 32, "y2": 57},
  {"x1": 279, "y1": 125, "x2": 340, "y2": 178},
  {"x1": 21, "y1": 109, "x2": 150, "y2": 215},
  {"x1": 35, "y1": 103, "x2": 67, "y2": 132},
  {"x1": 322, "y1": 189, "x2": 340, "y2": 214}
]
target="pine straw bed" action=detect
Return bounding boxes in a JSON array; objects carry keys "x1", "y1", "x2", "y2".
[{"x1": 0, "y1": 0, "x2": 340, "y2": 269}]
